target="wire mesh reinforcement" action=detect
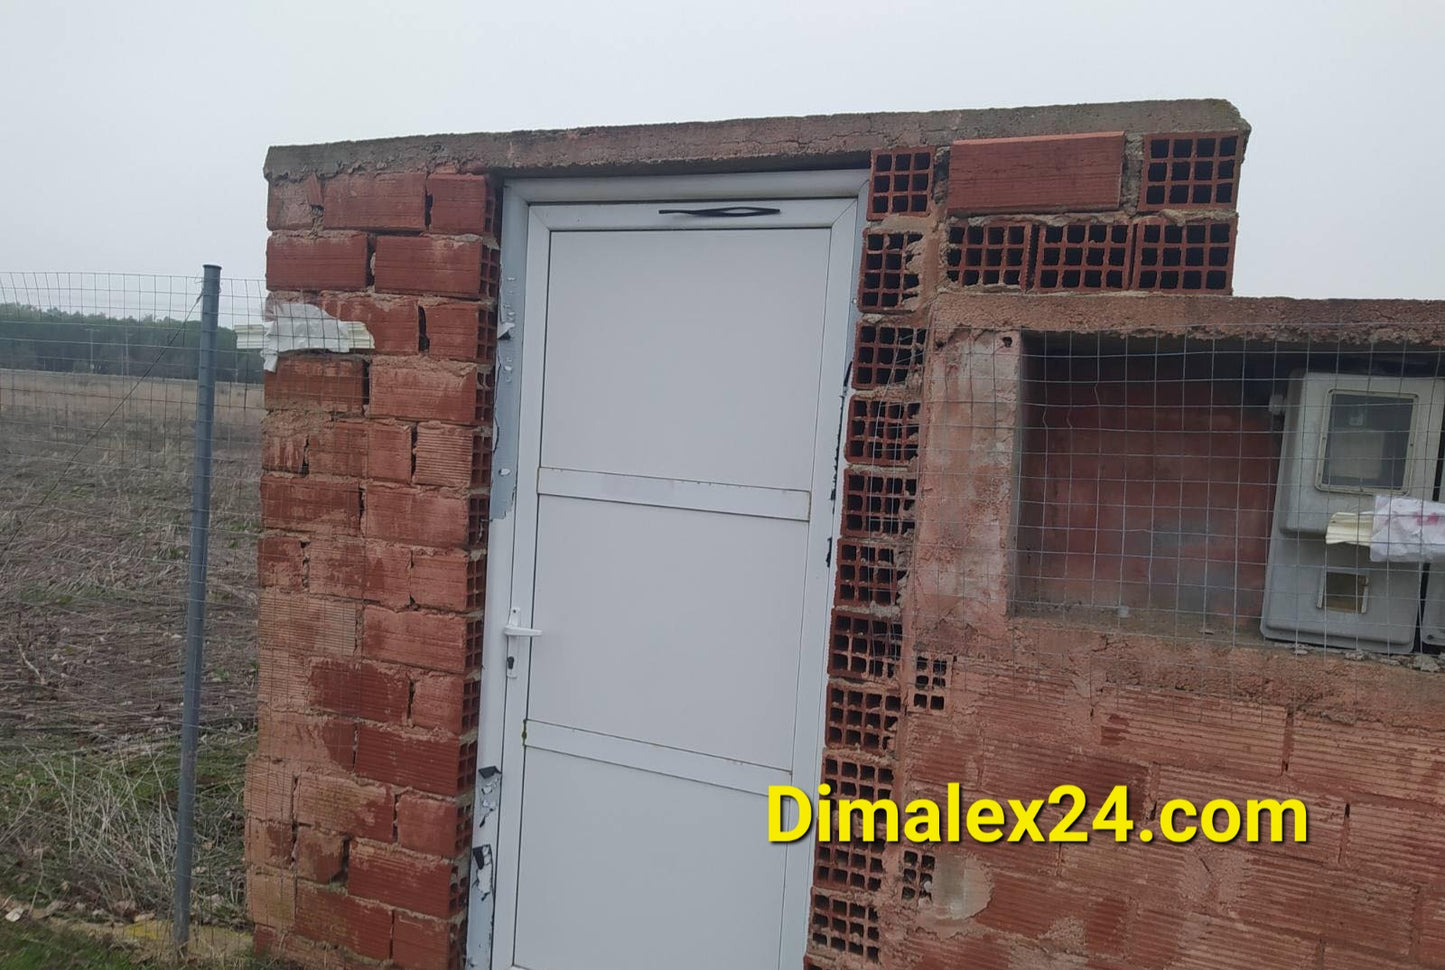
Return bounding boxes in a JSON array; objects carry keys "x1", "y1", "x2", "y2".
[
  {"x1": 908, "y1": 329, "x2": 1445, "y2": 670},
  {"x1": 0, "y1": 271, "x2": 266, "y2": 952}
]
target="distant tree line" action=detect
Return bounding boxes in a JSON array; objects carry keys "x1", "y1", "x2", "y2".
[{"x1": 0, "y1": 304, "x2": 264, "y2": 383}]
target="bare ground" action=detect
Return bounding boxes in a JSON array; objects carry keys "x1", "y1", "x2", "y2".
[{"x1": 0, "y1": 373, "x2": 262, "y2": 928}]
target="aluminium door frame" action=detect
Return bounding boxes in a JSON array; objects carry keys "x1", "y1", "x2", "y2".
[{"x1": 468, "y1": 169, "x2": 869, "y2": 970}]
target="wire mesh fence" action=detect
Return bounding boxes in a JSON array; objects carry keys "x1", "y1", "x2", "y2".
[
  {"x1": 0, "y1": 271, "x2": 266, "y2": 958},
  {"x1": 1007, "y1": 330, "x2": 1445, "y2": 659}
]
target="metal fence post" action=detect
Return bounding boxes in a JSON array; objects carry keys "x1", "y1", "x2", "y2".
[{"x1": 173, "y1": 264, "x2": 221, "y2": 947}]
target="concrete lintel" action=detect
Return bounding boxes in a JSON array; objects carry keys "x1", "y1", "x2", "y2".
[
  {"x1": 263, "y1": 99, "x2": 1247, "y2": 181},
  {"x1": 930, "y1": 293, "x2": 1445, "y2": 343}
]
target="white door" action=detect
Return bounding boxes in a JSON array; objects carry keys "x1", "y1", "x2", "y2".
[{"x1": 485, "y1": 184, "x2": 861, "y2": 970}]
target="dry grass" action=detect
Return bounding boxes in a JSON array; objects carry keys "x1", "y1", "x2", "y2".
[{"x1": 0, "y1": 371, "x2": 262, "y2": 933}]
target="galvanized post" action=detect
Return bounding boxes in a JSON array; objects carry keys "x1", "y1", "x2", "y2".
[{"x1": 173, "y1": 264, "x2": 221, "y2": 948}]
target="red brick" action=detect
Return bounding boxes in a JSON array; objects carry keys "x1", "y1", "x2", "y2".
[
  {"x1": 267, "y1": 233, "x2": 370, "y2": 291},
  {"x1": 264, "y1": 355, "x2": 365, "y2": 414},
  {"x1": 1094, "y1": 688, "x2": 1287, "y2": 778},
  {"x1": 410, "y1": 672, "x2": 466, "y2": 733},
  {"x1": 294, "y1": 772, "x2": 394, "y2": 842},
  {"x1": 900, "y1": 930, "x2": 1013, "y2": 970},
  {"x1": 246, "y1": 867, "x2": 295, "y2": 929},
  {"x1": 423, "y1": 301, "x2": 487, "y2": 361},
  {"x1": 413, "y1": 423, "x2": 479, "y2": 488},
  {"x1": 295, "y1": 826, "x2": 346, "y2": 883},
  {"x1": 320, "y1": 293, "x2": 421, "y2": 355},
  {"x1": 307, "y1": 419, "x2": 370, "y2": 477},
  {"x1": 256, "y1": 921, "x2": 358, "y2": 968},
  {"x1": 294, "y1": 881, "x2": 392, "y2": 960},
  {"x1": 974, "y1": 871, "x2": 1128, "y2": 955},
  {"x1": 322, "y1": 172, "x2": 427, "y2": 231},
  {"x1": 375, "y1": 235, "x2": 486, "y2": 298},
  {"x1": 1131, "y1": 910, "x2": 1318, "y2": 969},
  {"x1": 309, "y1": 657, "x2": 411, "y2": 723},
  {"x1": 948, "y1": 131, "x2": 1125, "y2": 214},
  {"x1": 393, "y1": 911, "x2": 459, "y2": 970},
  {"x1": 1346, "y1": 802, "x2": 1445, "y2": 882},
  {"x1": 259, "y1": 535, "x2": 306, "y2": 589},
  {"x1": 426, "y1": 173, "x2": 494, "y2": 235},
  {"x1": 268, "y1": 175, "x2": 322, "y2": 230},
  {"x1": 349, "y1": 840, "x2": 460, "y2": 918},
  {"x1": 365, "y1": 542, "x2": 413, "y2": 609},
  {"x1": 1422, "y1": 893, "x2": 1445, "y2": 966},
  {"x1": 258, "y1": 711, "x2": 356, "y2": 770},
  {"x1": 367, "y1": 421, "x2": 414, "y2": 483},
  {"x1": 369, "y1": 357, "x2": 482, "y2": 424},
  {"x1": 409, "y1": 548, "x2": 476, "y2": 612},
  {"x1": 1322, "y1": 947, "x2": 1414, "y2": 970},
  {"x1": 307, "y1": 536, "x2": 366, "y2": 599},
  {"x1": 396, "y1": 793, "x2": 467, "y2": 858},
  {"x1": 363, "y1": 484, "x2": 471, "y2": 548},
  {"x1": 1289, "y1": 716, "x2": 1445, "y2": 806},
  {"x1": 257, "y1": 648, "x2": 309, "y2": 712},
  {"x1": 245, "y1": 818, "x2": 294, "y2": 868},
  {"x1": 1155, "y1": 766, "x2": 1344, "y2": 866},
  {"x1": 978, "y1": 739, "x2": 1149, "y2": 814},
  {"x1": 363, "y1": 607, "x2": 473, "y2": 673},
  {"x1": 1228, "y1": 856, "x2": 1415, "y2": 955},
  {"x1": 259, "y1": 590, "x2": 360, "y2": 657},
  {"x1": 356, "y1": 723, "x2": 471, "y2": 795},
  {"x1": 261, "y1": 475, "x2": 361, "y2": 534},
  {"x1": 1060, "y1": 835, "x2": 1207, "y2": 904},
  {"x1": 262, "y1": 412, "x2": 310, "y2": 472}
]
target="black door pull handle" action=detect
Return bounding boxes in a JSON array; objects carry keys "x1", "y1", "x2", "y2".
[{"x1": 657, "y1": 206, "x2": 782, "y2": 218}]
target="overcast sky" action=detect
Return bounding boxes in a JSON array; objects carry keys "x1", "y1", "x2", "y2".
[{"x1": 1, "y1": 0, "x2": 1442, "y2": 299}]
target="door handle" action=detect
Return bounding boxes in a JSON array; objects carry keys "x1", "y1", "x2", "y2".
[{"x1": 503, "y1": 607, "x2": 540, "y2": 679}]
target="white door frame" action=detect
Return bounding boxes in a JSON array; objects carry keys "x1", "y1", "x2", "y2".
[{"x1": 468, "y1": 169, "x2": 868, "y2": 970}]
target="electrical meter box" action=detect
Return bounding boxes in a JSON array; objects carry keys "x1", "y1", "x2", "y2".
[
  {"x1": 1262, "y1": 371, "x2": 1445, "y2": 652},
  {"x1": 1420, "y1": 574, "x2": 1445, "y2": 647}
]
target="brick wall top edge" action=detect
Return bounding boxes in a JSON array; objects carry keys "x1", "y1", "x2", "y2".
[
  {"x1": 929, "y1": 293, "x2": 1445, "y2": 337},
  {"x1": 263, "y1": 98, "x2": 1246, "y2": 180}
]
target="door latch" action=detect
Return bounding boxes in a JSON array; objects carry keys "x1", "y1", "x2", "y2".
[{"x1": 503, "y1": 606, "x2": 541, "y2": 679}]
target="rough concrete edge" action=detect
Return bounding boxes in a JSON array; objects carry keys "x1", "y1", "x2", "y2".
[
  {"x1": 264, "y1": 99, "x2": 1248, "y2": 180},
  {"x1": 928, "y1": 294, "x2": 1445, "y2": 344}
]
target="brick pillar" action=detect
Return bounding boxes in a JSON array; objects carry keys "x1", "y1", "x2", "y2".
[{"x1": 247, "y1": 171, "x2": 497, "y2": 970}]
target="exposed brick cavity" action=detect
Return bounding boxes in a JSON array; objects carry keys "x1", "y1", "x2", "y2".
[
  {"x1": 1131, "y1": 218, "x2": 1236, "y2": 291},
  {"x1": 1032, "y1": 221, "x2": 1134, "y2": 291},
  {"x1": 1140, "y1": 131, "x2": 1244, "y2": 209},
  {"x1": 858, "y1": 231, "x2": 922, "y2": 312},
  {"x1": 945, "y1": 221, "x2": 1034, "y2": 288},
  {"x1": 868, "y1": 148, "x2": 934, "y2": 218}
]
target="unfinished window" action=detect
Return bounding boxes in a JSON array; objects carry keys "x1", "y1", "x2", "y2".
[{"x1": 1012, "y1": 332, "x2": 1445, "y2": 653}]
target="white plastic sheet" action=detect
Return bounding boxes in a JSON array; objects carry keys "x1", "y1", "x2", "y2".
[
  {"x1": 257, "y1": 297, "x2": 374, "y2": 371},
  {"x1": 1370, "y1": 494, "x2": 1445, "y2": 562}
]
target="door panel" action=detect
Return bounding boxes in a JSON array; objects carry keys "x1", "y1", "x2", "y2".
[
  {"x1": 528, "y1": 494, "x2": 809, "y2": 768},
  {"x1": 490, "y1": 190, "x2": 860, "y2": 970},
  {"x1": 513, "y1": 750, "x2": 786, "y2": 970},
  {"x1": 540, "y1": 229, "x2": 832, "y2": 491}
]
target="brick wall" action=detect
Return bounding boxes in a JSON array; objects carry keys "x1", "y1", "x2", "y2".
[
  {"x1": 252, "y1": 108, "x2": 1445, "y2": 970},
  {"x1": 809, "y1": 126, "x2": 1445, "y2": 970},
  {"x1": 248, "y1": 171, "x2": 496, "y2": 969}
]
